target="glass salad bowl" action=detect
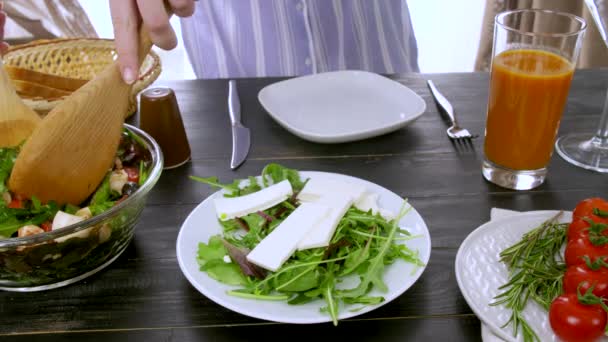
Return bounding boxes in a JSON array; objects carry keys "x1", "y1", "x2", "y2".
[{"x1": 0, "y1": 124, "x2": 163, "y2": 291}]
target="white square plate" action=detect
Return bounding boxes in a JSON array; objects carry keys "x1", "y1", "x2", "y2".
[{"x1": 258, "y1": 70, "x2": 427, "y2": 143}]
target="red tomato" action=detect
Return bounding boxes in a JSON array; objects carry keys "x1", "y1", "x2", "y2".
[
  {"x1": 7, "y1": 198, "x2": 22, "y2": 209},
  {"x1": 565, "y1": 236, "x2": 608, "y2": 266},
  {"x1": 568, "y1": 219, "x2": 592, "y2": 241},
  {"x1": 574, "y1": 198, "x2": 608, "y2": 223},
  {"x1": 549, "y1": 294, "x2": 607, "y2": 342},
  {"x1": 568, "y1": 219, "x2": 608, "y2": 242},
  {"x1": 40, "y1": 222, "x2": 52, "y2": 232},
  {"x1": 563, "y1": 265, "x2": 608, "y2": 299},
  {"x1": 123, "y1": 167, "x2": 139, "y2": 183}
]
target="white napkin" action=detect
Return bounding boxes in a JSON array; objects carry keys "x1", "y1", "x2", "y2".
[{"x1": 481, "y1": 208, "x2": 521, "y2": 342}]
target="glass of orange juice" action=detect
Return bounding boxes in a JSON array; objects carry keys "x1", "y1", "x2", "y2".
[{"x1": 482, "y1": 9, "x2": 586, "y2": 190}]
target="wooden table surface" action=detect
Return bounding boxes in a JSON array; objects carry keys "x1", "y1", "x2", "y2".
[{"x1": 1, "y1": 70, "x2": 607, "y2": 341}]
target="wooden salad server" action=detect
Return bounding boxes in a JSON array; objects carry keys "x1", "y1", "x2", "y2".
[
  {"x1": 0, "y1": 59, "x2": 41, "y2": 147},
  {"x1": 8, "y1": 21, "x2": 156, "y2": 205}
]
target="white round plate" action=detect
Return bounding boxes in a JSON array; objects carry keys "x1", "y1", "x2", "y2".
[
  {"x1": 176, "y1": 171, "x2": 431, "y2": 324},
  {"x1": 258, "y1": 70, "x2": 427, "y2": 144},
  {"x1": 455, "y1": 211, "x2": 577, "y2": 342}
]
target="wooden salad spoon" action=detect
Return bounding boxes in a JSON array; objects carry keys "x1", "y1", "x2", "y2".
[
  {"x1": 8, "y1": 21, "x2": 156, "y2": 205},
  {"x1": 0, "y1": 59, "x2": 41, "y2": 147}
]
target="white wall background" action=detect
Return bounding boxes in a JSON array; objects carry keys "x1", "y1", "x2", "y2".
[{"x1": 408, "y1": 0, "x2": 486, "y2": 73}]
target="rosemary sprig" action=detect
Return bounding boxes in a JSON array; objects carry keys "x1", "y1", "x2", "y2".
[{"x1": 490, "y1": 212, "x2": 568, "y2": 342}]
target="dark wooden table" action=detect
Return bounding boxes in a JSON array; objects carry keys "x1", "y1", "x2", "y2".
[{"x1": 1, "y1": 70, "x2": 607, "y2": 341}]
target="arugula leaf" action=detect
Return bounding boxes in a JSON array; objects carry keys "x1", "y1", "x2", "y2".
[
  {"x1": 190, "y1": 176, "x2": 240, "y2": 193},
  {"x1": 201, "y1": 259, "x2": 247, "y2": 285},
  {"x1": 0, "y1": 147, "x2": 18, "y2": 194},
  {"x1": 261, "y1": 163, "x2": 304, "y2": 190},
  {"x1": 273, "y1": 266, "x2": 320, "y2": 292},
  {"x1": 139, "y1": 160, "x2": 149, "y2": 186},
  {"x1": 197, "y1": 236, "x2": 247, "y2": 285},
  {"x1": 338, "y1": 202, "x2": 412, "y2": 298},
  {"x1": 64, "y1": 204, "x2": 80, "y2": 215},
  {"x1": 319, "y1": 264, "x2": 340, "y2": 326},
  {"x1": 88, "y1": 172, "x2": 119, "y2": 215},
  {"x1": 197, "y1": 236, "x2": 227, "y2": 266},
  {"x1": 90, "y1": 173, "x2": 113, "y2": 205},
  {"x1": 0, "y1": 200, "x2": 58, "y2": 238}
]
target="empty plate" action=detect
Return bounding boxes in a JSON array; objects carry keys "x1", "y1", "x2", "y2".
[{"x1": 258, "y1": 70, "x2": 427, "y2": 143}]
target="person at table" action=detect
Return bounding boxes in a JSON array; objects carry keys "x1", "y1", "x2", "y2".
[{"x1": 108, "y1": 0, "x2": 420, "y2": 82}]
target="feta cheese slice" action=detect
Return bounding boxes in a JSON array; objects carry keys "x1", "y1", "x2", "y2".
[
  {"x1": 246, "y1": 202, "x2": 330, "y2": 271},
  {"x1": 354, "y1": 192, "x2": 379, "y2": 213},
  {"x1": 52, "y1": 211, "x2": 90, "y2": 243},
  {"x1": 297, "y1": 177, "x2": 366, "y2": 203},
  {"x1": 354, "y1": 192, "x2": 395, "y2": 221},
  {"x1": 297, "y1": 194, "x2": 353, "y2": 250},
  {"x1": 214, "y1": 180, "x2": 293, "y2": 221}
]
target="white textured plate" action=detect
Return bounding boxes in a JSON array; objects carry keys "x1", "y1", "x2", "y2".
[
  {"x1": 456, "y1": 211, "x2": 575, "y2": 342},
  {"x1": 258, "y1": 70, "x2": 427, "y2": 143},
  {"x1": 176, "y1": 171, "x2": 431, "y2": 324}
]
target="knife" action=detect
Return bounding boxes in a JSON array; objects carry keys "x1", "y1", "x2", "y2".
[{"x1": 228, "y1": 80, "x2": 251, "y2": 170}]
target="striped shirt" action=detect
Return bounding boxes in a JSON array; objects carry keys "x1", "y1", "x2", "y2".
[{"x1": 180, "y1": 0, "x2": 419, "y2": 79}]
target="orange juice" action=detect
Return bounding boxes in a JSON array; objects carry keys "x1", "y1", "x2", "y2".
[{"x1": 484, "y1": 49, "x2": 574, "y2": 170}]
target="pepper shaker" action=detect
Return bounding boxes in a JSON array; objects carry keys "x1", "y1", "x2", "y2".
[{"x1": 139, "y1": 87, "x2": 191, "y2": 169}]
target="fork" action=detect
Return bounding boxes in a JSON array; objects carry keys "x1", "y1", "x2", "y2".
[{"x1": 427, "y1": 80, "x2": 477, "y2": 141}]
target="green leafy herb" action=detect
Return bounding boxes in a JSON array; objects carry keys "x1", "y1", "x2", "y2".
[
  {"x1": 593, "y1": 207, "x2": 608, "y2": 218},
  {"x1": 577, "y1": 284, "x2": 608, "y2": 312},
  {"x1": 583, "y1": 255, "x2": 608, "y2": 270},
  {"x1": 0, "y1": 147, "x2": 18, "y2": 194},
  {"x1": 197, "y1": 236, "x2": 247, "y2": 285},
  {"x1": 89, "y1": 173, "x2": 118, "y2": 215},
  {"x1": 0, "y1": 200, "x2": 59, "y2": 238},
  {"x1": 139, "y1": 160, "x2": 149, "y2": 186},
  {"x1": 261, "y1": 163, "x2": 304, "y2": 190},
  {"x1": 189, "y1": 176, "x2": 260, "y2": 197},
  {"x1": 586, "y1": 219, "x2": 608, "y2": 246},
  {"x1": 64, "y1": 204, "x2": 80, "y2": 215},
  {"x1": 491, "y1": 213, "x2": 568, "y2": 342},
  {"x1": 192, "y1": 164, "x2": 423, "y2": 325}
]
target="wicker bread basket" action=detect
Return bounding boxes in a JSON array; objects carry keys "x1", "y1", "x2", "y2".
[{"x1": 2, "y1": 38, "x2": 162, "y2": 117}]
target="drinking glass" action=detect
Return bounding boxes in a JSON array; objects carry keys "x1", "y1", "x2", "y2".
[
  {"x1": 555, "y1": 0, "x2": 608, "y2": 173},
  {"x1": 482, "y1": 9, "x2": 587, "y2": 190}
]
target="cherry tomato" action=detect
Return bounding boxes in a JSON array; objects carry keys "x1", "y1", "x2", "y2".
[
  {"x1": 565, "y1": 236, "x2": 608, "y2": 266},
  {"x1": 7, "y1": 198, "x2": 22, "y2": 209},
  {"x1": 568, "y1": 219, "x2": 608, "y2": 242},
  {"x1": 549, "y1": 294, "x2": 607, "y2": 342},
  {"x1": 568, "y1": 219, "x2": 591, "y2": 241},
  {"x1": 563, "y1": 265, "x2": 608, "y2": 299},
  {"x1": 40, "y1": 222, "x2": 52, "y2": 232},
  {"x1": 574, "y1": 198, "x2": 608, "y2": 223},
  {"x1": 123, "y1": 166, "x2": 139, "y2": 183}
]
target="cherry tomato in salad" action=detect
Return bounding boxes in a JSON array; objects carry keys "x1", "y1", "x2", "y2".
[
  {"x1": 565, "y1": 236, "x2": 608, "y2": 266},
  {"x1": 549, "y1": 294, "x2": 607, "y2": 342},
  {"x1": 574, "y1": 198, "x2": 608, "y2": 223},
  {"x1": 7, "y1": 198, "x2": 22, "y2": 209},
  {"x1": 563, "y1": 265, "x2": 608, "y2": 299},
  {"x1": 40, "y1": 222, "x2": 52, "y2": 232},
  {"x1": 123, "y1": 166, "x2": 139, "y2": 183}
]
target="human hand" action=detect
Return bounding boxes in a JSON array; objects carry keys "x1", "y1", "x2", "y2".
[
  {"x1": 109, "y1": 0, "x2": 195, "y2": 84},
  {"x1": 0, "y1": 1, "x2": 9, "y2": 56}
]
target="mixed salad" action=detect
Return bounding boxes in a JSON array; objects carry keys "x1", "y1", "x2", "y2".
[
  {"x1": 0, "y1": 129, "x2": 153, "y2": 287},
  {"x1": 492, "y1": 197, "x2": 608, "y2": 342},
  {"x1": 0, "y1": 129, "x2": 151, "y2": 240},
  {"x1": 192, "y1": 164, "x2": 424, "y2": 325}
]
